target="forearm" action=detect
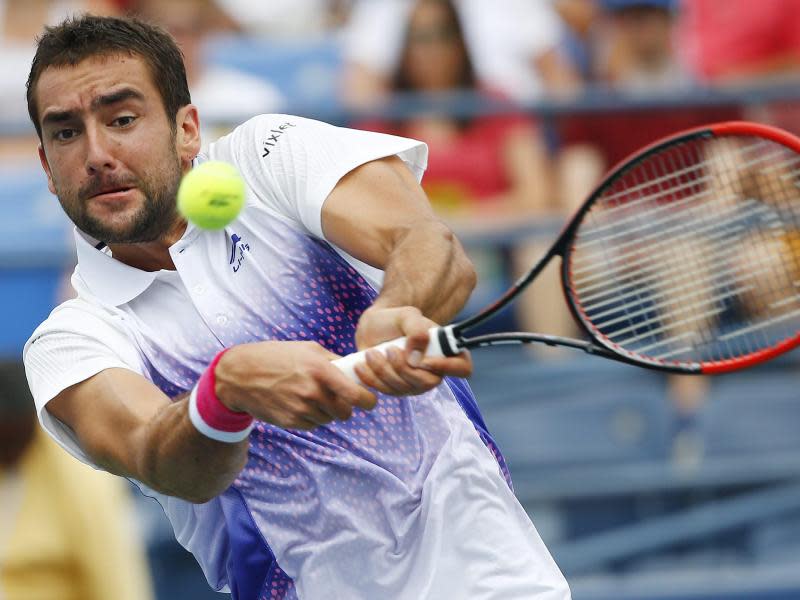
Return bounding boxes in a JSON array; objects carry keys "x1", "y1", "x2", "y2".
[
  {"x1": 371, "y1": 220, "x2": 476, "y2": 324},
  {"x1": 47, "y1": 368, "x2": 248, "y2": 505},
  {"x1": 48, "y1": 343, "x2": 373, "y2": 506},
  {"x1": 119, "y1": 341, "x2": 376, "y2": 498},
  {"x1": 322, "y1": 156, "x2": 476, "y2": 325},
  {"x1": 134, "y1": 398, "x2": 248, "y2": 503}
]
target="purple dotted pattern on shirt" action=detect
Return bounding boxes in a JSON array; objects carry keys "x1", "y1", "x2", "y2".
[
  {"x1": 134, "y1": 216, "x2": 508, "y2": 598},
  {"x1": 262, "y1": 570, "x2": 293, "y2": 600},
  {"x1": 234, "y1": 234, "x2": 456, "y2": 597}
]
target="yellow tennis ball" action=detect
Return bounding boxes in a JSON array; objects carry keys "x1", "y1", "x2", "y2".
[{"x1": 177, "y1": 161, "x2": 245, "y2": 230}]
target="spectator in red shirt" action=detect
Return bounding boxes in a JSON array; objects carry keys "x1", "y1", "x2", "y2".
[
  {"x1": 679, "y1": 0, "x2": 800, "y2": 83},
  {"x1": 356, "y1": 0, "x2": 568, "y2": 343},
  {"x1": 555, "y1": 0, "x2": 741, "y2": 205},
  {"x1": 678, "y1": 0, "x2": 800, "y2": 134},
  {"x1": 557, "y1": 0, "x2": 712, "y2": 172},
  {"x1": 553, "y1": 0, "x2": 730, "y2": 457}
]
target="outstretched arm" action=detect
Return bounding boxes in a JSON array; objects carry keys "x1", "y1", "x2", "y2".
[
  {"x1": 47, "y1": 367, "x2": 245, "y2": 503},
  {"x1": 46, "y1": 341, "x2": 376, "y2": 504}
]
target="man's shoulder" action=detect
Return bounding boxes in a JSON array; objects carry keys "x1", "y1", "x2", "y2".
[
  {"x1": 25, "y1": 295, "x2": 128, "y2": 352},
  {"x1": 208, "y1": 114, "x2": 335, "y2": 160},
  {"x1": 216, "y1": 113, "x2": 312, "y2": 143},
  {"x1": 39, "y1": 295, "x2": 117, "y2": 325}
]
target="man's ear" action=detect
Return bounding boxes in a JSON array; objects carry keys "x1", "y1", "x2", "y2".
[
  {"x1": 176, "y1": 104, "x2": 201, "y2": 171},
  {"x1": 38, "y1": 144, "x2": 56, "y2": 195}
]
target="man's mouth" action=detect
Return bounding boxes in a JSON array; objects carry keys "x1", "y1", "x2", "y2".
[{"x1": 90, "y1": 186, "x2": 135, "y2": 199}]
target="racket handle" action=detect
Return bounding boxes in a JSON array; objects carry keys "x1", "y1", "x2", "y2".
[{"x1": 333, "y1": 325, "x2": 460, "y2": 382}]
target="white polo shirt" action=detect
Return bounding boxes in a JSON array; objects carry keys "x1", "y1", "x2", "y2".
[{"x1": 23, "y1": 115, "x2": 570, "y2": 600}]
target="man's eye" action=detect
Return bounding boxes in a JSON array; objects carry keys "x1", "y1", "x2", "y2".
[
  {"x1": 113, "y1": 115, "x2": 136, "y2": 127},
  {"x1": 54, "y1": 129, "x2": 77, "y2": 141}
]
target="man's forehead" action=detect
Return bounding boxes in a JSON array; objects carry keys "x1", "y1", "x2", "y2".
[{"x1": 36, "y1": 53, "x2": 154, "y2": 112}]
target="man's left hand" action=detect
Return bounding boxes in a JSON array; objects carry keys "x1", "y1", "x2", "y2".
[{"x1": 352, "y1": 306, "x2": 472, "y2": 396}]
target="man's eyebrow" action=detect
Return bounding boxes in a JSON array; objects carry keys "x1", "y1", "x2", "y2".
[
  {"x1": 41, "y1": 109, "x2": 77, "y2": 127},
  {"x1": 41, "y1": 88, "x2": 146, "y2": 128},
  {"x1": 90, "y1": 87, "x2": 145, "y2": 110}
]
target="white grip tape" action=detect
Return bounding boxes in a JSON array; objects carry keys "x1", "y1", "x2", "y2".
[{"x1": 332, "y1": 326, "x2": 457, "y2": 383}]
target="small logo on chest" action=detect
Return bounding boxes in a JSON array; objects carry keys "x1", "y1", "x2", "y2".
[{"x1": 229, "y1": 233, "x2": 251, "y2": 273}]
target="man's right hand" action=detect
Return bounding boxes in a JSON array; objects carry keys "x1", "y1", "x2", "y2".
[{"x1": 214, "y1": 342, "x2": 377, "y2": 430}]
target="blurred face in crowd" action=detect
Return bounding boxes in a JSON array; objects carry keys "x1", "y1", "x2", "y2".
[
  {"x1": 33, "y1": 53, "x2": 199, "y2": 244},
  {"x1": 612, "y1": 6, "x2": 674, "y2": 65},
  {"x1": 402, "y1": 0, "x2": 468, "y2": 91},
  {"x1": 132, "y1": 0, "x2": 231, "y2": 83},
  {"x1": 136, "y1": 0, "x2": 205, "y2": 78},
  {"x1": 555, "y1": 0, "x2": 599, "y2": 37}
]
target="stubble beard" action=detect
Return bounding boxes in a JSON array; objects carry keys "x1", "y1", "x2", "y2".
[{"x1": 57, "y1": 146, "x2": 183, "y2": 244}]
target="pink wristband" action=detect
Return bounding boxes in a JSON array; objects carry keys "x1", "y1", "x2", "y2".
[{"x1": 188, "y1": 349, "x2": 253, "y2": 443}]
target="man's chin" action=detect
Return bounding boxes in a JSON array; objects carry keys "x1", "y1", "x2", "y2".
[
  {"x1": 80, "y1": 221, "x2": 164, "y2": 245},
  {"x1": 79, "y1": 208, "x2": 164, "y2": 244}
]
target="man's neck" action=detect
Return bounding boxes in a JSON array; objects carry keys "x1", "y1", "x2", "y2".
[{"x1": 107, "y1": 218, "x2": 188, "y2": 272}]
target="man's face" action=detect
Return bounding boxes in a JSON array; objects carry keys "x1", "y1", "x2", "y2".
[
  {"x1": 613, "y1": 7, "x2": 673, "y2": 63},
  {"x1": 35, "y1": 53, "x2": 185, "y2": 244}
]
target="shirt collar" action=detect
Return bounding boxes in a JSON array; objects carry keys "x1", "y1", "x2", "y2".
[
  {"x1": 73, "y1": 159, "x2": 206, "y2": 306},
  {"x1": 74, "y1": 228, "x2": 161, "y2": 306}
]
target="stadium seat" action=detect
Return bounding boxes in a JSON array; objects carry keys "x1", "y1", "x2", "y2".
[
  {"x1": 481, "y1": 374, "x2": 671, "y2": 469},
  {"x1": 701, "y1": 373, "x2": 800, "y2": 457},
  {"x1": 751, "y1": 512, "x2": 800, "y2": 565},
  {"x1": 202, "y1": 34, "x2": 344, "y2": 112},
  {"x1": 470, "y1": 347, "x2": 663, "y2": 409}
]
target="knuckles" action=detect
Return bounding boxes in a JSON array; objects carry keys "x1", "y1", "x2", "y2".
[
  {"x1": 300, "y1": 360, "x2": 325, "y2": 383},
  {"x1": 294, "y1": 381, "x2": 323, "y2": 402}
]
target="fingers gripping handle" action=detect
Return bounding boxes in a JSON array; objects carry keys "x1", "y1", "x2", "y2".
[{"x1": 333, "y1": 325, "x2": 461, "y2": 382}]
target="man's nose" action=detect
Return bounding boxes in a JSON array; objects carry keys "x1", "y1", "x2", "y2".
[{"x1": 84, "y1": 127, "x2": 118, "y2": 174}]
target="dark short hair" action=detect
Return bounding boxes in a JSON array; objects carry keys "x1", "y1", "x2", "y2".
[
  {"x1": 393, "y1": 0, "x2": 476, "y2": 92},
  {"x1": 26, "y1": 14, "x2": 191, "y2": 138}
]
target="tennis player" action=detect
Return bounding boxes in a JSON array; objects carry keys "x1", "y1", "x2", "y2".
[{"x1": 22, "y1": 15, "x2": 570, "y2": 600}]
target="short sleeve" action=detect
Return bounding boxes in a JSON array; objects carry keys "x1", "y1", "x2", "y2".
[
  {"x1": 23, "y1": 300, "x2": 145, "y2": 465},
  {"x1": 204, "y1": 114, "x2": 428, "y2": 239}
]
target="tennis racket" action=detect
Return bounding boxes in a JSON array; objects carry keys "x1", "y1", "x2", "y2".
[{"x1": 333, "y1": 121, "x2": 800, "y2": 377}]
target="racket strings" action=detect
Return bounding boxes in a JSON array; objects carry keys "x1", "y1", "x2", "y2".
[
  {"x1": 574, "y1": 143, "x2": 799, "y2": 244},
  {"x1": 633, "y1": 141, "x2": 740, "y2": 357},
  {"x1": 638, "y1": 137, "x2": 796, "y2": 360},
  {"x1": 568, "y1": 135, "x2": 800, "y2": 366},
  {"x1": 571, "y1": 195, "x2": 773, "y2": 293},
  {"x1": 706, "y1": 140, "x2": 797, "y2": 358},
  {"x1": 574, "y1": 181, "x2": 788, "y2": 315},
  {"x1": 675, "y1": 137, "x2": 797, "y2": 357}
]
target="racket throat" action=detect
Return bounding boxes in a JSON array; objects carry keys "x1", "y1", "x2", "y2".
[{"x1": 459, "y1": 331, "x2": 620, "y2": 360}]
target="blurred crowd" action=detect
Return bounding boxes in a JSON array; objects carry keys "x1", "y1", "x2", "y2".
[
  {"x1": 2, "y1": 2, "x2": 800, "y2": 597},
  {"x1": 3, "y1": 0, "x2": 800, "y2": 188},
  {"x1": 3, "y1": 0, "x2": 800, "y2": 230}
]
